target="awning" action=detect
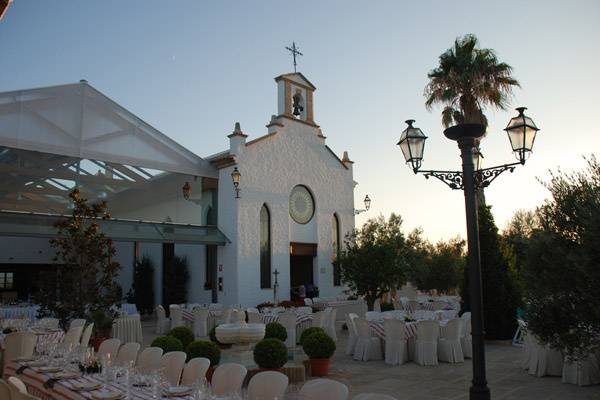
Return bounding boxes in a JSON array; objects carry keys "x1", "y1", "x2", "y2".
[{"x1": 0, "y1": 210, "x2": 230, "y2": 245}]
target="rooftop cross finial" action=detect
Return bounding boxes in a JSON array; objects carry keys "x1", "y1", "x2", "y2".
[{"x1": 285, "y1": 42, "x2": 303, "y2": 73}]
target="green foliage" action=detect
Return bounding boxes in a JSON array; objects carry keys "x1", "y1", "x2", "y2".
[
  {"x1": 151, "y1": 335, "x2": 183, "y2": 353},
  {"x1": 461, "y1": 205, "x2": 522, "y2": 339},
  {"x1": 88, "y1": 309, "x2": 113, "y2": 337},
  {"x1": 169, "y1": 326, "x2": 195, "y2": 349},
  {"x1": 502, "y1": 209, "x2": 539, "y2": 273},
  {"x1": 186, "y1": 340, "x2": 221, "y2": 366},
  {"x1": 264, "y1": 322, "x2": 287, "y2": 342},
  {"x1": 522, "y1": 156, "x2": 600, "y2": 359},
  {"x1": 253, "y1": 338, "x2": 288, "y2": 369},
  {"x1": 424, "y1": 34, "x2": 520, "y2": 128},
  {"x1": 302, "y1": 331, "x2": 336, "y2": 359},
  {"x1": 163, "y1": 255, "x2": 189, "y2": 306},
  {"x1": 36, "y1": 189, "x2": 121, "y2": 326},
  {"x1": 336, "y1": 214, "x2": 410, "y2": 310},
  {"x1": 299, "y1": 327, "x2": 326, "y2": 346},
  {"x1": 132, "y1": 256, "x2": 155, "y2": 315},
  {"x1": 209, "y1": 326, "x2": 221, "y2": 344}
]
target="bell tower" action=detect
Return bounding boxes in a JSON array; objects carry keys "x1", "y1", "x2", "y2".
[{"x1": 274, "y1": 73, "x2": 317, "y2": 126}]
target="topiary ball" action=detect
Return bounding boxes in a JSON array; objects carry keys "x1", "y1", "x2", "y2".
[
  {"x1": 302, "y1": 331, "x2": 336, "y2": 359},
  {"x1": 253, "y1": 338, "x2": 288, "y2": 369},
  {"x1": 168, "y1": 326, "x2": 195, "y2": 349},
  {"x1": 151, "y1": 335, "x2": 183, "y2": 353},
  {"x1": 265, "y1": 322, "x2": 287, "y2": 342},
  {"x1": 299, "y1": 327, "x2": 326, "y2": 346},
  {"x1": 186, "y1": 340, "x2": 221, "y2": 366}
]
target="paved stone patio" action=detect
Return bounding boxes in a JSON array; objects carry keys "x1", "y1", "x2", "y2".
[{"x1": 140, "y1": 318, "x2": 600, "y2": 400}]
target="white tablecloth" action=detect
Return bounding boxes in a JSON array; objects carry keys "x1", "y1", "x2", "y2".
[
  {"x1": 111, "y1": 314, "x2": 143, "y2": 344},
  {"x1": 313, "y1": 300, "x2": 368, "y2": 321},
  {"x1": 0, "y1": 305, "x2": 39, "y2": 320}
]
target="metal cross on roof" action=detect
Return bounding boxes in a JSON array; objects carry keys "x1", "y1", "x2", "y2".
[{"x1": 285, "y1": 42, "x2": 303, "y2": 72}]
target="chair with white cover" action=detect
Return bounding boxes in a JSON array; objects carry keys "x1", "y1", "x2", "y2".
[
  {"x1": 8, "y1": 376, "x2": 27, "y2": 394},
  {"x1": 69, "y1": 318, "x2": 86, "y2": 329},
  {"x1": 80, "y1": 323, "x2": 94, "y2": 348},
  {"x1": 136, "y1": 347, "x2": 163, "y2": 372},
  {"x1": 62, "y1": 325, "x2": 84, "y2": 351},
  {"x1": 413, "y1": 320, "x2": 439, "y2": 366},
  {"x1": 527, "y1": 336, "x2": 563, "y2": 377},
  {"x1": 156, "y1": 305, "x2": 170, "y2": 334},
  {"x1": 407, "y1": 300, "x2": 421, "y2": 312},
  {"x1": 116, "y1": 342, "x2": 140, "y2": 366},
  {"x1": 181, "y1": 357, "x2": 211, "y2": 386},
  {"x1": 312, "y1": 297, "x2": 322, "y2": 304},
  {"x1": 97, "y1": 338, "x2": 121, "y2": 361},
  {"x1": 297, "y1": 306, "x2": 313, "y2": 315},
  {"x1": 392, "y1": 300, "x2": 403, "y2": 311},
  {"x1": 247, "y1": 310, "x2": 262, "y2": 324},
  {"x1": 562, "y1": 353, "x2": 600, "y2": 386},
  {"x1": 193, "y1": 308, "x2": 209, "y2": 339},
  {"x1": 211, "y1": 363, "x2": 248, "y2": 396},
  {"x1": 299, "y1": 378, "x2": 349, "y2": 400},
  {"x1": 353, "y1": 318, "x2": 382, "y2": 361},
  {"x1": 431, "y1": 301, "x2": 446, "y2": 311},
  {"x1": 325, "y1": 308, "x2": 337, "y2": 341},
  {"x1": 384, "y1": 319, "x2": 408, "y2": 365},
  {"x1": 170, "y1": 305, "x2": 184, "y2": 330},
  {"x1": 0, "y1": 379, "x2": 11, "y2": 400},
  {"x1": 365, "y1": 312, "x2": 381, "y2": 322},
  {"x1": 373, "y1": 299, "x2": 381, "y2": 312},
  {"x1": 345, "y1": 314, "x2": 359, "y2": 356},
  {"x1": 304, "y1": 298, "x2": 313, "y2": 306},
  {"x1": 460, "y1": 311, "x2": 471, "y2": 320},
  {"x1": 247, "y1": 371, "x2": 289, "y2": 400},
  {"x1": 438, "y1": 319, "x2": 464, "y2": 363},
  {"x1": 461, "y1": 318, "x2": 472, "y2": 359},
  {"x1": 160, "y1": 351, "x2": 187, "y2": 386},
  {"x1": 3, "y1": 332, "x2": 36, "y2": 362},
  {"x1": 312, "y1": 311, "x2": 327, "y2": 328},
  {"x1": 279, "y1": 312, "x2": 297, "y2": 349},
  {"x1": 353, "y1": 394, "x2": 398, "y2": 400}
]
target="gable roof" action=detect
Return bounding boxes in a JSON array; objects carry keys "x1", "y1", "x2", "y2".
[
  {"x1": 274, "y1": 72, "x2": 316, "y2": 90},
  {"x1": 0, "y1": 81, "x2": 217, "y2": 177}
]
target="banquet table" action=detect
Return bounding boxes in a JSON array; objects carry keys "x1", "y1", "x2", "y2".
[
  {"x1": 3, "y1": 360, "x2": 194, "y2": 400},
  {"x1": 0, "y1": 329, "x2": 64, "y2": 351},
  {"x1": 111, "y1": 315, "x2": 143, "y2": 344},
  {"x1": 368, "y1": 319, "x2": 450, "y2": 341},
  {"x1": 312, "y1": 299, "x2": 368, "y2": 321},
  {"x1": 0, "y1": 305, "x2": 39, "y2": 320}
]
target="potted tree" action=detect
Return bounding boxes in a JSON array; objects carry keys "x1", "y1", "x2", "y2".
[
  {"x1": 253, "y1": 338, "x2": 288, "y2": 371},
  {"x1": 302, "y1": 331, "x2": 336, "y2": 377},
  {"x1": 186, "y1": 340, "x2": 221, "y2": 381},
  {"x1": 151, "y1": 336, "x2": 184, "y2": 353}
]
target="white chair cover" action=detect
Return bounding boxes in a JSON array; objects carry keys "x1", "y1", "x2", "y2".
[
  {"x1": 156, "y1": 305, "x2": 170, "y2": 334},
  {"x1": 528, "y1": 337, "x2": 563, "y2": 377},
  {"x1": 3, "y1": 332, "x2": 36, "y2": 362},
  {"x1": 211, "y1": 363, "x2": 248, "y2": 396},
  {"x1": 312, "y1": 311, "x2": 327, "y2": 328},
  {"x1": 297, "y1": 306, "x2": 313, "y2": 315},
  {"x1": 80, "y1": 323, "x2": 94, "y2": 348},
  {"x1": 116, "y1": 342, "x2": 140, "y2": 366},
  {"x1": 373, "y1": 299, "x2": 381, "y2": 312},
  {"x1": 279, "y1": 312, "x2": 297, "y2": 349},
  {"x1": 345, "y1": 314, "x2": 358, "y2": 356},
  {"x1": 181, "y1": 357, "x2": 211, "y2": 386},
  {"x1": 247, "y1": 371, "x2": 289, "y2": 400},
  {"x1": 562, "y1": 354, "x2": 600, "y2": 386},
  {"x1": 169, "y1": 305, "x2": 184, "y2": 329},
  {"x1": 208, "y1": 303, "x2": 223, "y2": 311},
  {"x1": 193, "y1": 308, "x2": 209, "y2": 339},
  {"x1": 461, "y1": 312, "x2": 471, "y2": 320},
  {"x1": 365, "y1": 312, "x2": 381, "y2": 322},
  {"x1": 353, "y1": 394, "x2": 398, "y2": 400},
  {"x1": 97, "y1": 338, "x2": 121, "y2": 361},
  {"x1": 0, "y1": 379, "x2": 12, "y2": 400},
  {"x1": 8, "y1": 376, "x2": 27, "y2": 393},
  {"x1": 247, "y1": 310, "x2": 262, "y2": 324},
  {"x1": 413, "y1": 320, "x2": 439, "y2": 366},
  {"x1": 38, "y1": 318, "x2": 59, "y2": 330},
  {"x1": 325, "y1": 308, "x2": 337, "y2": 341},
  {"x1": 136, "y1": 347, "x2": 163, "y2": 372},
  {"x1": 353, "y1": 318, "x2": 382, "y2": 361},
  {"x1": 299, "y1": 378, "x2": 349, "y2": 400},
  {"x1": 62, "y1": 325, "x2": 84, "y2": 351},
  {"x1": 461, "y1": 318, "x2": 472, "y2": 359},
  {"x1": 392, "y1": 300, "x2": 403, "y2": 311},
  {"x1": 69, "y1": 319, "x2": 86, "y2": 329},
  {"x1": 407, "y1": 300, "x2": 421, "y2": 312},
  {"x1": 160, "y1": 351, "x2": 187, "y2": 386},
  {"x1": 384, "y1": 319, "x2": 408, "y2": 365},
  {"x1": 304, "y1": 298, "x2": 313, "y2": 306},
  {"x1": 438, "y1": 318, "x2": 464, "y2": 363}
]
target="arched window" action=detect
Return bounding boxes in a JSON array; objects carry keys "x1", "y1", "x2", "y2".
[
  {"x1": 260, "y1": 204, "x2": 271, "y2": 288},
  {"x1": 332, "y1": 213, "x2": 341, "y2": 286}
]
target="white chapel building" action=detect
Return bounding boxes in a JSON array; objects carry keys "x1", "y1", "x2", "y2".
[{"x1": 0, "y1": 72, "x2": 358, "y2": 307}]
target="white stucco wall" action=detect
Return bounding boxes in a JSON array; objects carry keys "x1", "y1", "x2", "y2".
[{"x1": 217, "y1": 113, "x2": 355, "y2": 308}]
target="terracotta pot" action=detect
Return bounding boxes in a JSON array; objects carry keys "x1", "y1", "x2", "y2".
[
  {"x1": 90, "y1": 336, "x2": 106, "y2": 352},
  {"x1": 309, "y1": 358, "x2": 331, "y2": 377},
  {"x1": 256, "y1": 367, "x2": 284, "y2": 372}
]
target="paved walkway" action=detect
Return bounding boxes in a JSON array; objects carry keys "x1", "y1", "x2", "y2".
[{"x1": 140, "y1": 317, "x2": 599, "y2": 399}]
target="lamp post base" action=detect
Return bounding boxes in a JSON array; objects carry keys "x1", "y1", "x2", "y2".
[{"x1": 470, "y1": 385, "x2": 491, "y2": 400}]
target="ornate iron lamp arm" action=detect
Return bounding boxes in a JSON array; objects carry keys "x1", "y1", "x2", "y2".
[
  {"x1": 417, "y1": 169, "x2": 464, "y2": 190},
  {"x1": 474, "y1": 162, "x2": 521, "y2": 188}
]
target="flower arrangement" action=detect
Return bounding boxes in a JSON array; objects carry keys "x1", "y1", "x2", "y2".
[{"x1": 79, "y1": 358, "x2": 102, "y2": 374}]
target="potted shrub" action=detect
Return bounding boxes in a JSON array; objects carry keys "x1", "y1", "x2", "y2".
[
  {"x1": 265, "y1": 322, "x2": 287, "y2": 342},
  {"x1": 168, "y1": 326, "x2": 195, "y2": 349},
  {"x1": 302, "y1": 331, "x2": 336, "y2": 377},
  {"x1": 151, "y1": 335, "x2": 183, "y2": 353},
  {"x1": 88, "y1": 310, "x2": 113, "y2": 351},
  {"x1": 299, "y1": 327, "x2": 326, "y2": 346},
  {"x1": 253, "y1": 338, "x2": 288, "y2": 371},
  {"x1": 186, "y1": 340, "x2": 221, "y2": 381}
]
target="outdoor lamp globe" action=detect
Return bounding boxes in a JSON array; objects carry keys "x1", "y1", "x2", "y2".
[
  {"x1": 504, "y1": 107, "x2": 540, "y2": 164},
  {"x1": 364, "y1": 195, "x2": 371, "y2": 210},
  {"x1": 397, "y1": 119, "x2": 427, "y2": 173}
]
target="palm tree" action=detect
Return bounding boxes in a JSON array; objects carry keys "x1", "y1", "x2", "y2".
[{"x1": 424, "y1": 34, "x2": 520, "y2": 129}]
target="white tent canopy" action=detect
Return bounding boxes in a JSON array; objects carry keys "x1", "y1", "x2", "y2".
[{"x1": 0, "y1": 81, "x2": 217, "y2": 178}]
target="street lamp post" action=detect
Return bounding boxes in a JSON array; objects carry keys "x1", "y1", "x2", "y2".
[{"x1": 397, "y1": 108, "x2": 539, "y2": 400}]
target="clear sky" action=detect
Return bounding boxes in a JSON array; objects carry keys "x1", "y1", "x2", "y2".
[{"x1": 1, "y1": 0, "x2": 599, "y2": 242}]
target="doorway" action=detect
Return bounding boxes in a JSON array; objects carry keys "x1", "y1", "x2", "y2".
[{"x1": 289, "y1": 242, "x2": 317, "y2": 298}]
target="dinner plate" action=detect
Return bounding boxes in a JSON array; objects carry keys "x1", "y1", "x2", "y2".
[
  {"x1": 36, "y1": 366, "x2": 63, "y2": 373},
  {"x1": 24, "y1": 360, "x2": 47, "y2": 367},
  {"x1": 13, "y1": 357, "x2": 35, "y2": 362},
  {"x1": 71, "y1": 381, "x2": 103, "y2": 391},
  {"x1": 163, "y1": 386, "x2": 192, "y2": 397},
  {"x1": 52, "y1": 371, "x2": 80, "y2": 379},
  {"x1": 91, "y1": 391, "x2": 123, "y2": 400}
]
